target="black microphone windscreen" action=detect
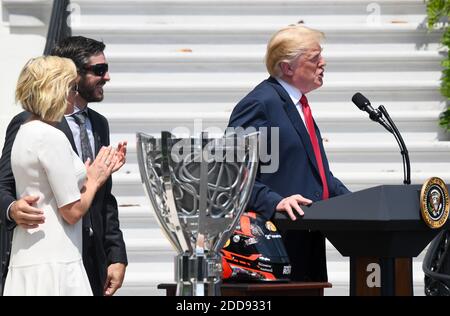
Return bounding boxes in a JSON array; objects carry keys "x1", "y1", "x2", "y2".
[{"x1": 352, "y1": 92, "x2": 371, "y2": 111}]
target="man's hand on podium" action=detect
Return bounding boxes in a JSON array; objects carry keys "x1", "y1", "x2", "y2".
[{"x1": 276, "y1": 195, "x2": 312, "y2": 221}]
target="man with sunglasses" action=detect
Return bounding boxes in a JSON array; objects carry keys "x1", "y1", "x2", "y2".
[{"x1": 0, "y1": 36, "x2": 127, "y2": 296}]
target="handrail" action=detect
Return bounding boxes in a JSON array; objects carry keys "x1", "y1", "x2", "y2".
[{"x1": 43, "y1": 0, "x2": 72, "y2": 55}]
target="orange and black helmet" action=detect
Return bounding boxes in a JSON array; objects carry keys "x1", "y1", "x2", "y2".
[{"x1": 221, "y1": 212, "x2": 291, "y2": 282}]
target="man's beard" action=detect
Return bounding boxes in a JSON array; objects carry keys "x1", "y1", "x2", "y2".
[{"x1": 78, "y1": 79, "x2": 105, "y2": 103}]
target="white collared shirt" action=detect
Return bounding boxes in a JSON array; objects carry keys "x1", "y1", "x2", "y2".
[
  {"x1": 64, "y1": 105, "x2": 95, "y2": 160},
  {"x1": 275, "y1": 77, "x2": 307, "y2": 128}
]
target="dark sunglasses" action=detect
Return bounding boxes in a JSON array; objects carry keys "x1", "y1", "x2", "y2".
[{"x1": 84, "y1": 63, "x2": 109, "y2": 77}]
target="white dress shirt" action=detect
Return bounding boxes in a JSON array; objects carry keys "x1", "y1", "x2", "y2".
[
  {"x1": 275, "y1": 77, "x2": 308, "y2": 131},
  {"x1": 64, "y1": 105, "x2": 95, "y2": 160}
]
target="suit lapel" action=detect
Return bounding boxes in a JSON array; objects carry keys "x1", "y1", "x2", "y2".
[
  {"x1": 57, "y1": 117, "x2": 78, "y2": 154},
  {"x1": 267, "y1": 77, "x2": 321, "y2": 175},
  {"x1": 87, "y1": 110, "x2": 102, "y2": 155}
]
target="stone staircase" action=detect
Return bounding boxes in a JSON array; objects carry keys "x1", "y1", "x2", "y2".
[{"x1": 2, "y1": 0, "x2": 449, "y2": 296}]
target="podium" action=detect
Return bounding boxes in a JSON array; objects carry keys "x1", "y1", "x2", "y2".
[{"x1": 274, "y1": 185, "x2": 449, "y2": 296}]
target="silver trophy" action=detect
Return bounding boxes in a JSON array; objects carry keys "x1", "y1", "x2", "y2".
[{"x1": 136, "y1": 131, "x2": 259, "y2": 296}]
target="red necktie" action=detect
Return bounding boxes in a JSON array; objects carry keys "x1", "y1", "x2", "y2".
[{"x1": 300, "y1": 95, "x2": 329, "y2": 200}]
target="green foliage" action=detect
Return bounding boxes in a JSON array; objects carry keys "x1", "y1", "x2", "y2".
[
  {"x1": 427, "y1": 0, "x2": 450, "y2": 131},
  {"x1": 427, "y1": 0, "x2": 450, "y2": 27}
]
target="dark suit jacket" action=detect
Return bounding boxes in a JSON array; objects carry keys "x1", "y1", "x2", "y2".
[
  {"x1": 228, "y1": 77, "x2": 350, "y2": 281},
  {"x1": 0, "y1": 110, "x2": 127, "y2": 295}
]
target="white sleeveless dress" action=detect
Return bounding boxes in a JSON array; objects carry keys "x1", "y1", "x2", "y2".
[{"x1": 3, "y1": 120, "x2": 92, "y2": 296}]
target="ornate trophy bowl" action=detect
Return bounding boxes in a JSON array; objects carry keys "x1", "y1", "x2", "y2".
[{"x1": 136, "y1": 131, "x2": 259, "y2": 296}]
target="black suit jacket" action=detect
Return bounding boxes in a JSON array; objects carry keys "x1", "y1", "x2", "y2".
[
  {"x1": 0, "y1": 110, "x2": 127, "y2": 295},
  {"x1": 228, "y1": 77, "x2": 350, "y2": 281}
]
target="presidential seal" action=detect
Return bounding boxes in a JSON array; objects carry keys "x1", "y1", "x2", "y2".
[
  {"x1": 420, "y1": 177, "x2": 449, "y2": 229},
  {"x1": 265, "y1": 221, "x2": 277, "y2": 232}
]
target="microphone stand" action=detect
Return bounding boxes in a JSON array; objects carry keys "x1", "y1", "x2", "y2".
[{"x1": 377, "y1": 105, "x2": 411, "y2": 185}]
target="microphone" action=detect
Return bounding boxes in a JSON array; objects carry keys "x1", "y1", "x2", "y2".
[
  {"x1": 352, "y1": 92, "x2": 392, "y2": 133},
  {"x1": 351, "y1": 92, "x2": 410, "y2": 185},
  {"x1": 352, "y1": 92, "x2": 381, "y2": 121}
]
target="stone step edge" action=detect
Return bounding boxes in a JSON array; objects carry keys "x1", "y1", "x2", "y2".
[
  {"x1": 73, "y1": 23, "x2": 433, "y2": 34},
  {"x1": 113, "y1": 172, "x2": 450, "y2": 184},
  {"x1": 104, "y1": 80, "x2": 440, "y2": 92},
  {"x1": 107, "y1": 51, "x2": 444, "y2": 63},
  {"x1": 117, "y1": 141, "x2": 450, "y2": 154},
  {"x1": 54, "y1": 0, "x2": 428, "y2": 6},
  {"x1": 105, "y1": 110, "x2": 440, "y2": 123}
]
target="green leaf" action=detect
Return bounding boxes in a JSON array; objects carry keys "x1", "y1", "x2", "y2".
[{"x1": 440, "y1": 109, "x2": 450, "y2": 131}]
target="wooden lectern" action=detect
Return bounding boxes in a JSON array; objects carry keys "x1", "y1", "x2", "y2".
[{"x1": 274, "y1": 185, "x2": 449, "y2": 296}]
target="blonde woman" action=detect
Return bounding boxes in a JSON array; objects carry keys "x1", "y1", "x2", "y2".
[{"x1": 3, "y1": 56, "x2": 122, "y2": 296}]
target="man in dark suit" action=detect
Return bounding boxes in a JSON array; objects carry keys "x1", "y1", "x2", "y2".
[
  {"x1": 228, "y1": 25, "x2": 350, "y2": 282},
  {"x1": 0, "y1": 36, "x2": 127, "y2": 296}
]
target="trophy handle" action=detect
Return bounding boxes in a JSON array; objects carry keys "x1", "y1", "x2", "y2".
[
  {"x1": 161, "y1": 131, "x2": 193, "y2": 253},
  {"x1": 210, "y1": 132, "x2": 260, "y2": 253},
  {"x1": 136, "y1": 132, "x2": 189, "y2": 253}
]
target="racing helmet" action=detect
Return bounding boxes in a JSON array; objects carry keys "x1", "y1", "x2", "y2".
[{"x1": 221, "y1": 211, "x2": 291, "y2": 282}]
